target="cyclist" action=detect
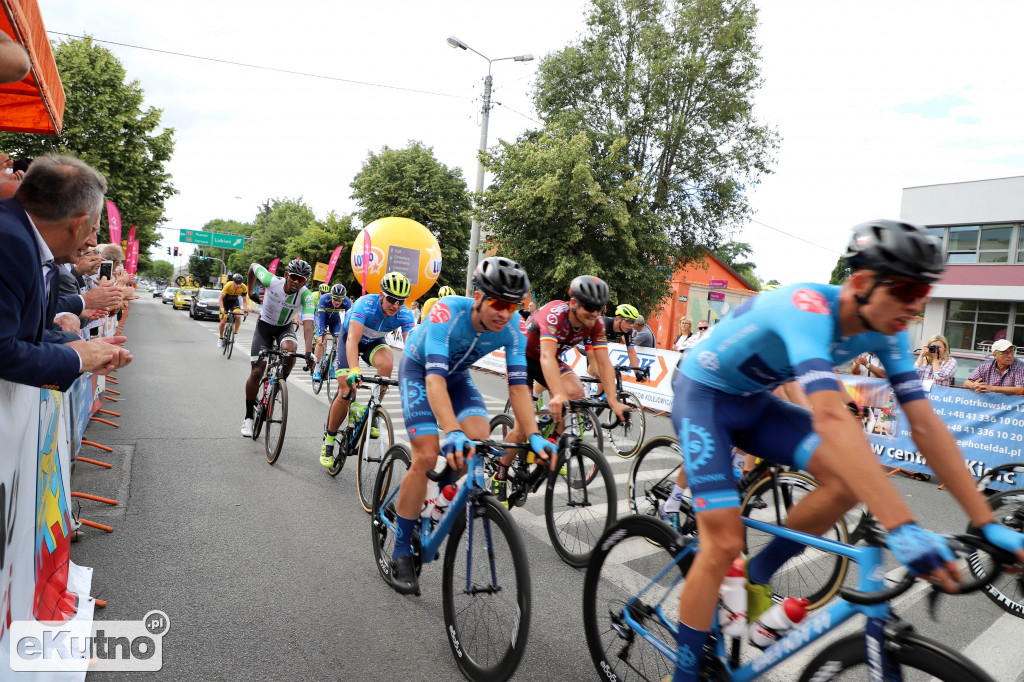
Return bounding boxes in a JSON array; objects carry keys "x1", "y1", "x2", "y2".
[
  {"x1": 241, "y1": 259, "x2": 317, "y2": 437},
  {"x1": 495, "y1": 275, "x2": 631, "y2": 504},
  {"x1": 667, "y1": 219, "x2": 1024, "y2": 682},
  {"x1": 319, "y1": 272, "x2": 416, "y2": 467},
  {"x1": 318, "y1": 282, "x2": 330, "y2": 295},
  {"x1": 583, "y1": 303, "x2": 648, "y2": 385},
  {"x1": 419, "y1": 284, "x2": 457, "y2": 321},
  {"x1": 388, "y1": 256, "x2": 554, "y2": 595},
  {"x1": 218, "y1": 273, "x2": 249, "y2": 347},
  {"x1": 311, "y1": 283, "x2": 351, "y2": 381}
]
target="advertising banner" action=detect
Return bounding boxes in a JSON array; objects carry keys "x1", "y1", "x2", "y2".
[
  {"x1": 313, "y1": 262, "x2": 329, "y2": 282},
  {"x1": 267, "y1": 258, "x2": 279, "y2": 275},
  {"x1": 325, "y1": 245, "x2": 344, "y2": 282},
  {"x1": 105, "y1": 200, "x2": 121, "y2": 246}
]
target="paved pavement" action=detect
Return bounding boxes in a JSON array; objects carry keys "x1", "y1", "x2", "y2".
[{"x1": 70, "y1": 297, "x2": 1024, "y2": 681}]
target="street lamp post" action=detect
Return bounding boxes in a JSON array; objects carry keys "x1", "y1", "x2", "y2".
[{"x1": 447, "y1": 35, "x2": 533, "y2": 295}]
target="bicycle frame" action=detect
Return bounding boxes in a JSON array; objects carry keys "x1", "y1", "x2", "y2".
[{"x1": 621, "y1": 518, "x2": 894, "y2": 681}]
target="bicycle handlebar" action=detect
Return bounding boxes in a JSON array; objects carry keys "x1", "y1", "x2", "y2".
[
  {"x1": 425, "y1": 439, "x2": 530, "y2": 483},
  {"x1": 341, "y1": 375, "x2": 401, "y2": 402},
  {"x1": 564, "y1": 398, "x2": 629, "y2": 429}
]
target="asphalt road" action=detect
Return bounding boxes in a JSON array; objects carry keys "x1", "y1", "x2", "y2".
[{"x1": 71, "y1": 297, "x2": 1024, "y2": 681}]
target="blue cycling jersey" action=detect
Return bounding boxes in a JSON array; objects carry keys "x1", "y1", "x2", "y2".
[
  {"x1": 316, "y1": 292, "x2": 351, "y2": 315},
  {"x1": 680, "y1": 283, "x2": 926, "y2": 405},
  {"x1": 343, "y1": 293, "x2": 416, "y2": 344},
  {"x1": 404, "y1": 296, "x2": 528, "y2": 385}
]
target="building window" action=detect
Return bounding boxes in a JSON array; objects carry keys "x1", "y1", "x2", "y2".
[
  {"x1": 936, "y1": 224, "x2": 1015, "y2": 263},
  {"x1": 944, "y1": 299, "x2": 1016, "y2": 351}
]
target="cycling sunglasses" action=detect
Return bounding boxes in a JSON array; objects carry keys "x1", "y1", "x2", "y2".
[
  {"x1": 878, "y1": 278, "x2": 931, "y2": 304},
  {"x1": 287, "y1": 273, "x2": 308, "y2": 284},
  {"x1": 383, "y1": 294, "x2": 406, "y2": 305},
  {"x1": 330, "y1": 296, "x2": 345, "y2": 304},
  {"x1": 579, "y1": 302, "x2": 603, "y2": 313},
  {"x1": 485, "y1": 297, "x2": 520, "y2": 313}
]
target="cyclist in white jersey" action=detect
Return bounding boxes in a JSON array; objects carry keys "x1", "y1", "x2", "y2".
[{"x1": 240, "y1": 259, "x2": 317, "y2": 437}]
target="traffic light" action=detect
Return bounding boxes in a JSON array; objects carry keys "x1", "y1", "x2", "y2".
[
  {"x1": 167, "y1": 247, "x2": 171, "y2": 255},
  {"x1": 197, "y1": 248, "x2": 204, "y2": 257},
  {"x1": 173, "y1": 247, "x2": 178, "y2": 257}
]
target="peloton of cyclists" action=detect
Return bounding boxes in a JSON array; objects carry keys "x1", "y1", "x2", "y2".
[
  {"x1": 388, "y1": 256, "x2": 555, "y2": 595},
  {"x1": 312, "y1": 283, "x2": 352, "y2": 382},
  {"x1": 319, "y1": 272, "x2": 416, "y2": 467}
]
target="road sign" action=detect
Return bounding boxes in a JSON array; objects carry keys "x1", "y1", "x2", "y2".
[
  {"x1": 179, "y1": 229, "x2": 212, "y2": 246},
  {"x1": 708, "y1": 291, "x2": 726, "y2": 301},
  {"x1": 211, "y1": 233, "x2": 246, "y2": 250},
  {"x1": 709, "y1": 278, "x2": 728, "y2": 288}
]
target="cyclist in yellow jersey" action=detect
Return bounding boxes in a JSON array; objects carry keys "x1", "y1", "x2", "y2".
[
  {"x1": 419, "y1": 285, "x2": 457, "y2": 321},
  {"x1": 218, "y1": 273, "x2": 249, "y2": 347}
]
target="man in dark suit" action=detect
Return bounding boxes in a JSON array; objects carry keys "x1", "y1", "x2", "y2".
[{"x1": 0, "y1": 155, "x2": 132, "y2": 390}]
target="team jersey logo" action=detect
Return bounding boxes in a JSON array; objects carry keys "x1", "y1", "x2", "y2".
[
  {"x1": 430, "y1": 302, "x2": 451, "y2": 324},
  {"x1": 791, "y1": 289, "x2": 830, "y2": 315},
  {"x1": 519, "y1": 317, "x2": 528, "y2": 334}
]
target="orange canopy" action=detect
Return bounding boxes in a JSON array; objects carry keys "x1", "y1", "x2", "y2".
[{"x1": 0, "y1": 0, "x2": 64, "y2": 134}]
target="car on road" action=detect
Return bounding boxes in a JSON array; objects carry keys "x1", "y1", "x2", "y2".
[
  {"x1": 152, "y1": 286, "x2": 166, "y2": 297},
  {"x1": 190, "y1": 288, "x2": 222, "y2": 321},
  {"x1": 173, "y1": 287, "x2": 198, "y2": 310},
  {"x1": 161, "y1": 287, "x2": 179, "y2": 304}
]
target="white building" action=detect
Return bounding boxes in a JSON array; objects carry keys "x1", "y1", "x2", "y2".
[{"x1": 901, "y1": 175, "x2": 1024, "y2": 356}]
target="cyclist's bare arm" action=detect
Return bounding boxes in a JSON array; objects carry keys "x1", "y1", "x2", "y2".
[
  {"x1": 346, "y1": 319, "x2": 366, "y2": 371},
  {"x1": 539, "y1": 339, "x2": 568, "y2": 422},
  {"x1": 627, "y1": 346, "x2": 639, "y2": 371},
  {"x1": 593, "y1": 345, "x2": 627, "y2": 419},
  {"x1": 425, "y1": 373, "x2": 468, "y2": 467},
  {"x1": 302, "y1": 319, "x2": 314, "y2": 357}
]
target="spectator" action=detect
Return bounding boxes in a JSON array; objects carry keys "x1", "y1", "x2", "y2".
[
  {"x1": 673, "y1": 316, "x2": 700, "y2": 353},
  {"x1": 632, "y1": 315, "x2": 656, "y2": 348},
  {"x1": 519, "y1": 299, "x2": 537, "y2": 321},
  {"x1": 963, "y1": 340, "x2": 1024, "y2": 396},
  {"x1": 913, "y1": 333, "x2": 957, "y2": 387},
  {"x1": 850, "y1": 351, "x2": 886, "y2": 379},
  {"x1": 408, "y1": 299, "x2": 421, "y2": 324},
  {"x1": 0, "y1": 154, "x2": 132, "y2": 389}
]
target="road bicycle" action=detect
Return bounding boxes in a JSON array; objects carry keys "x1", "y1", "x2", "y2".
[
  {"x1": 584, "y1": 511, "x2": 1016, "y2": 681},
  {"x1": 311, "y1": 333, "x2": 338, "y2": 400},
  {"x1": 581, "y1": 364, "x2": 648, "y2": 458},
  {"x1": 626, "y1": 435, "x2": 850, "y2": 610},
  {"x1": 371, "y1": 439, "x2": 531, "y2": 682},
  {"x1": 251, "y1": 346, "x2": 309, "y2": 465},
  {"x1": 221, "y1": 309, "x2": 245, "y2": 359},
  {"x1": 320, "y1": 375, "x2": 398, "y2": 514},
  {"x1": 502, "y1": 392, "x2": 604, "y2": 451},
  {"x1": 967, "y1": 462, "x2": 1024, "y2": 618},
  {"x1": 487, "y1": 401, "x2": 619, "y2": 568}
]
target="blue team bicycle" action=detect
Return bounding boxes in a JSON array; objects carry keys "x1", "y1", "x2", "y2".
[
  {"x1": 584, "y1": 513, "x2": 1016, "y2": 681},
  {"x1": 371, "y1": 439, "x2": 532, "y2": 682}
]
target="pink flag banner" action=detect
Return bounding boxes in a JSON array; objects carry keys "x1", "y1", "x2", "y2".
[
  {"x1": 125, "y1": 238, "x2": 140, "y2": 275},
  {"x1": 105, "y1": 199, "x2": 122, "y2": 246},
  {"x1": 326, "y1": 245, "x2": 344, "y2": 282},
  {"x1": 127, "y1": 224, "x2": 136, "y2": 243},
  {"x1": 268, "y1": 258, "x2": 280, "y2": 274},
  {"x1": 361, "y1": 230, "x2": 370, "y2": 295}
]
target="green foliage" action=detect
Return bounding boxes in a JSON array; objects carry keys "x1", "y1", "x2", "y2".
[
  {"x1": 479, "y1": 128, "x2": 670, "y2": 312},
  {"x1": 285, "y1": 211, "x2": 361, "y2": 292},
  {"x1": 829, "y1": 257, "x2": 851, "y2": 285},
  {"x1": 143, "y1": 260, "x2": 174, "y2": 279},
  {"x1": 0, "y1": 36, "x2": 176, "y2": 273},
  {"x1": 188, "y1": 253, "x2": 220, "y2": 285},
  {"x1": 530, "y1": 0, "x2": 778, "y2": 259},
  {"x1": 226, "y1": 198, "x2": 318, "y2": 274},
  {"x1": 350, "y1": 141, "x2": 471, "y2": 291},
  {"x1": 712, "y1": 240, "x2": 761, "y2": 290}
]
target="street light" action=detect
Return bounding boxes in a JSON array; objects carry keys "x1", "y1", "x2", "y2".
[{"x1": 447, "y1": 35, "x2": 534, "y2": 294}]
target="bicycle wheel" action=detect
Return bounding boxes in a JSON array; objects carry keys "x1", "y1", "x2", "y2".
[
  {"x1": 226, "y1": 326, "x2": 235, "y2": 359},
  {"x1": 264, "y1": 380, "x2": 288, "y2": 464},
  {"x1": 251, "y1": 379, "x2": 268, "y2": 440},
  {"x1": 966, "y1": 488, "x2": 1024, "y2": 618},
  {"x1": 564, "y1": 407, "x2": 604, "y2": 452},
  {"x1": 356, "y1": 407, "x2": 396, "y2": 512},
  {"x1": 222, "y1": 324, "x2": 231, "y2": 356},
  {"x1": 583, "y1": 515, "x2": 694, "y2": 682},
  {"x1": 606, "y1": 391, "x2": 645, "y2": 458},
  {"x1": 741, "y1": 471, "x2": 849, "y2": 611},
  {"x1": 798, "y1": 630, "x2": 996, "y2": 681},
  {"x1": 311, "y1": 356, "x2": 324, "y2": 394},
  {"x1": 325, "y1": 347, "x2": 336, "y2": 401},
  {"x1": 370, "y1": 445, "x2": 413, "y2": 586},
  {"x1": 545, "y1": 441, "x2": 617, "y2": 568},
  {"x1": 442, "y1": 494, "x2": 531, "y2": 682},
  {"x1": 627, "y1": 436, "x2": 684, "y2": 520}
]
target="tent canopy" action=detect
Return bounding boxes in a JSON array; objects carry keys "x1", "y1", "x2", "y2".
[{"x1": 0, "y1": 0, "x2": 64, "y2": 135}]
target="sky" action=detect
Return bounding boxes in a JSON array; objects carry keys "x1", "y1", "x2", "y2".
[{"x1": 36, "y1": 0, "x2": 1024, "y2": 285}]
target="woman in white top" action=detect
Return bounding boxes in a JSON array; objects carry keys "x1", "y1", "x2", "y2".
[
  {"x1": 914, "y1": 333, "x2": 957, "y2": 387},
  {"x1": 674, "y1": 316, "x2": 705, "y2": 354}
]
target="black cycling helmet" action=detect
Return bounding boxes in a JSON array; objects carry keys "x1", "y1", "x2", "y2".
[
  {"x1": 285, "y1": 258, "x2": 312, "y2": 280},
  {"x1": 330, "y1": 283, "x2": 347, "y2": 298},
  {"x1": 474, "y1": 256, "x2": 530, "y2": 302},
  {"x1": 844, "y1": 220, "x2": 945, "y2": 283},
  {"x1": 232, "y1": 273, "x2": 244, "y2": 284},
  {"x1": 568, "y1": 275, "x2": 610, "y2": 307}
]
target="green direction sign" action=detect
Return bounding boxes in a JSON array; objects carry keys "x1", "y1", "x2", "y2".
[
  {"x1": 211, "y1": 233, "x2": 246, "y2": 250},
  {"x1": 179, "y1": 229, "x2": 212, "y2": 246}
]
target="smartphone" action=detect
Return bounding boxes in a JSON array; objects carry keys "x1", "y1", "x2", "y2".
[{"x1": 99, "y1": 260, "x2": 114, "y2": 280}]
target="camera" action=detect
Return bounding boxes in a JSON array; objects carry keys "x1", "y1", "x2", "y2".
[{"x1": 927, "y1": 344, "x2": 939, "y2": 354}]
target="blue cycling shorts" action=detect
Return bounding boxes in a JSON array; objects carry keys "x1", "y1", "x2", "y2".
[
  {"x1": 315, "y1": 311, "x2": 341, "y2": 338},
  {"x1": 333, "y1": 333, "x2": 389, "y2": 377},
  {"x1": 398, "y1": 354, "x2": 488, "y2": 438},
  {"x1": 670, "y1": 372, "x2": 821, "y2": 513}
]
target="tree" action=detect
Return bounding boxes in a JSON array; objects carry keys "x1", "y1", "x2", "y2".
[
  {"x1": 143, "y1": 260, "x2": 174, "y2": 279},
  {"x1": 531, "y1": 0, "x2": 778, "y2": 260},
  {"x1": 285, "y1": 211, "x2": 361, "y2": 291},
  {"x1": 479, "y1": 128, "x2": 671, "y2": 312},
  {"x1": 188, "y1": 253, "x2": 220, "y2": 285},
  {"x1": 712, "y1": 240, "x2": 761, "y2": 290},
  {"x1": 0, "y1": 36, "x2": 176, "y2": 273},
  {"x1": 350, "y1": 141, "x2": 471, "y2": 292},
  {"x1": 226, "y1": 198, "x2": 318, "y2": 274},
  {"x1": 829, "y1": 257, "x2": 851, "y2": 285}
]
